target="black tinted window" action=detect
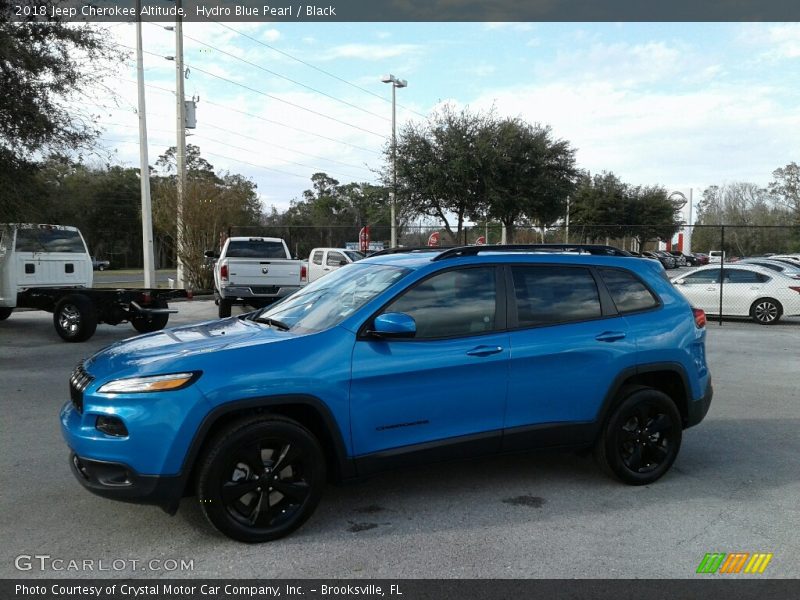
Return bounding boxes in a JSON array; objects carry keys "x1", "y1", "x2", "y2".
[
  {"x1": 15, "y1": 228, "x2": 85, "y2": 253},
  {"x1": 226, "y1": 240, "x2": 286, "y2": 258},
  {"x1": 724, "y1": 269, "x2": 768, "y2": 283},
  {"x1": 512, "y1": 266, "x2": 601, "y2": 326},
  {"x1": 383, "y1": 267, "x2": 497, "y2": 339},
  {"x1": 600, "y1": 268, "x2": 659, "y2": 313}
]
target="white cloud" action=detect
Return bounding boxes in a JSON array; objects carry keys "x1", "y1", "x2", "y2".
[
  {"x1": 262, "y1": 29, "x2": 281, "y2": 43},
  {"x1": 321, "y1": 43, "x2": 424, "y2": 61},
  {"x1": 740, "y1": 23, "x2": 800, "y2": 60}
]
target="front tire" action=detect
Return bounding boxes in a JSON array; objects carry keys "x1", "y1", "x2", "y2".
[
  {"x1": 0, "y1": 307, "x2": 12, "y2": 321},
  {"x1": 53, "y1": 295, "x2": 98, "y2": 342},
  {"x1": 750, "y1": 298, "x2": 782, "y2": 325},
  {"x1": 197, "y1": 416, "x2": 326, "y2": 543},
  {"x1": 595, "y1": 387, "x2": 682, "y2": 485}
]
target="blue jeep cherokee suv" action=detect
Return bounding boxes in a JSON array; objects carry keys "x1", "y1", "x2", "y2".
[{"x1": 61, "y1": 245, "x2": 712, "y2": 542}]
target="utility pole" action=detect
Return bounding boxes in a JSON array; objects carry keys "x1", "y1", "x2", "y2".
[
  {"x1": 136, "y1": 0, "x2": 155, "y2": 288},
  {"x1": 565, "y1": 196, "x2": 570, "y2": 243},
  {"x1": 175, "y1": 0, "x2": 187, "y2": 289}
]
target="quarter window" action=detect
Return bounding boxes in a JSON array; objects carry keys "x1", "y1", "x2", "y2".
[
  {"x1": 382, "y1": 267, "x2": 497, "y2": 339},
  {"x1": 511, "y1": 266, "x2": 601, "y2": 326},
  {"x1": 599, "y1": 268, "x2": 659, "y2": 313}
]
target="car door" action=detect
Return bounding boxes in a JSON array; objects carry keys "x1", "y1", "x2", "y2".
[
  {"x1": 502, "y1": 264, "x2": 637, "y2": 450},
  {"x1": 309, "y1": 250, "x2": 324, "y2": 281},
  {"x1": 721, "y1": 268, "x2": 769, "y2": 316},
  {"x1": 350, "y1": 265, "x2": 509, "y2": 460},
  {"x1": 674, "y1": 269, "x2": 721, "y2": 313}
]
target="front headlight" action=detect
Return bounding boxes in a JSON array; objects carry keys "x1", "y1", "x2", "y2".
[{"x1": 97, "y1": 372, "x2": 198, "y2": 394}]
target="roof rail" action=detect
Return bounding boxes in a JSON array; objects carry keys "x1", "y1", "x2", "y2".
[
  {"x1": 368, "y1": 246, "x2": 454, "y2": 257},
  {"x1": 431, "y1": 244, "x2": 632, "y2": 261}
]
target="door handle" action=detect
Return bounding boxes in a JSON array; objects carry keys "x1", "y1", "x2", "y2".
[
  {"x1": 595, "y1": 331, "x2": 626, "y2": 343},
  {"x1": 706, "y1": 287, "x2": 716, "y2": 291},
  {"x1": 466, "y1": 345, "x2": 504, "y2": 357}
]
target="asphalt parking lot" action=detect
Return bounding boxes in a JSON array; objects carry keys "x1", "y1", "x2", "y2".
[{"x1": 1, "y1": 296, "x2": 798, "y2": 579}]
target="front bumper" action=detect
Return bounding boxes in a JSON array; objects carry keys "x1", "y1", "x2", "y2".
[
  {"x1": 686, "y1": 378, "x2": 713, "y2": 428},
  {"x1": 69, "y1": 453, "x2": 183, "y2": 514}
]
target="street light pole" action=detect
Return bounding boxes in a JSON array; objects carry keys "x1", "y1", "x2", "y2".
[
  {"x1": 382, "y1": 74, "x2": 407, "y2": 248},
  {"x1": 175, "y1": 0, "x2": 187, "y2": 290},
  {"x1": 135, "y1": 0, "x2": 155, "y2": 288}
]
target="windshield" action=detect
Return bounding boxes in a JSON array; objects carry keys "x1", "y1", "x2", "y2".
[
  {"x1": 344, "y1": 250, "x2": 365, "y2": 262},
  {"x1": 255, "y1": 263, "x2": 410, "y2": 333}
]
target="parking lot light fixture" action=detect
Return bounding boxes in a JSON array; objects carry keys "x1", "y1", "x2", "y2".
[{"x1": 382, "y1": 74, "x2": 407, "y2": 248}]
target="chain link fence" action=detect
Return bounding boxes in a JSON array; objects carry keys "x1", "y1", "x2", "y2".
[{"x1": 225, "y1": 223, "x2": 800, "y2": 325}]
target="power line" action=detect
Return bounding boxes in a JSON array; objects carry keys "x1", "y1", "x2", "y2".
[
  {"x1": 216, "y1": 22, "x2": 428, "y2": 120},
  {"x1": 186, "y1": 63, "x2": 386, "y2": 138},
  {"x1": 145, "y1": 23, "x2": 391, "y2": 124}
]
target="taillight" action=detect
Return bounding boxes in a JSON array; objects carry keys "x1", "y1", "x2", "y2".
[
  {"x1": 789, "y1": 287, "x2": 800, "y2": 294},
  {"x1": 300, "y1": 265, "x2": 307, "y2": 282},
  {"x1": 693, "y1": 307, "x2": 706, "y2": 328},
  {"x1": 220, "y1": 264, "x2": 229, "y2": 281}
]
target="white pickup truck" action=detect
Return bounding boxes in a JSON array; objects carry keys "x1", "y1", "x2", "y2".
[
  {"x1": 307, "y1": 247, "x2": 364, "y2": 283},
  {"x1": 209, "y1": 237, "x2": 307, "y2": 318},
  {"x1": 0, "y1": 223, "x2": 180, "y2": 342}
]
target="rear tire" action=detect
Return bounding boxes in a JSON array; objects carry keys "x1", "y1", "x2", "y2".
[
  {"x1": 53, "y1": 295, "x2": 98, "y2": 342},
  {"x1": 218, "y1": 298, "x2": 232, "y2": 318},
  {"x1": 131, "y1": 298, "x2": 170, "y2": 333},
  {"x1": 750, "y1": 298, "x2": 782, "y2": 325},
  {"x1": 196, "y1": 416, "x2": 326, "y2": 543},
  {"x1": 594, "y1": 386, "x2": 682, "y2": 485},
  {"x1": 0, "y1": 307, "x2": 12, "y2": 321}
]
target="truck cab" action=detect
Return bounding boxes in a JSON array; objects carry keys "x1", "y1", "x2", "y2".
[
  {"x1": 0, "y1": 224, "x2": 93, "y2": 309},
  {"x1": 307, "y1": 247, "x2": 364, "y2": 282}
]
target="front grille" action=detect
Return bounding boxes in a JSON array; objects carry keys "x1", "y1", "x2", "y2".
[{"x1": 69, "y1": 363, "x2": 93, "y2": 413}]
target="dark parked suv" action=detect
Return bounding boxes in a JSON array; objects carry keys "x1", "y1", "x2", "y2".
[{"x1": 62, "y1": 245, "x2": 713, "y2": 542}]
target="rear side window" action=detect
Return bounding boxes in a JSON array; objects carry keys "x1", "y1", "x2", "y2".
[
  {"x1": 511, "y1": 266, "x2": 601, "y2": 327},
  {"x1": 312, "y1": 251, "x2": 323, "y2": 265},
  {"x1": 14, "y1": 228, "x2": 85, "y2": 253},
  {"x1": 599, "y1": 268, "x2": 659, "y2": 313},
  {"x1": 383, "y1": 267, "x2": 497, "y2": 339},
  {"x1": 724, "y1": 269, "x2": 768, "y2": 283},
  {"x1": 683, "y1": 270, "x2": 719, "y2": 284},
  {"x1": 226, "y1": 240, "x2": 286, "y2": 258}
]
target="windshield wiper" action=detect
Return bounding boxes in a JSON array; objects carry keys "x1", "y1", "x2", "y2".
[{"x1": 253, "y1": 316, "x2": 291, "y2": 331}]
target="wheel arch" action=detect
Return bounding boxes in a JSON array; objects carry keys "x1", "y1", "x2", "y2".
[
  {"x1": 176, "y1": 395, "x2": 354, "y2": 509},
  {"x1": 596, "y1": 364, "x2": 692, "y2": 437}
]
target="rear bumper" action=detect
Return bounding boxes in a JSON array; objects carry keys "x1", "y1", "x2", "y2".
[
  {"x1": 686, "y1": 378, "x2": 713, "y2": 428},
  {"x1": 69, "y1": 453, "x2": 183, "y2": 514},
  {"x1": 220, "y1": 284, "x2": 301, "y2": 300}
]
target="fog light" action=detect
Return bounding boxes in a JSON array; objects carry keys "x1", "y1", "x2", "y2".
[{"x1": 96, "y1": 415, "x2": 128, "y2": 437}]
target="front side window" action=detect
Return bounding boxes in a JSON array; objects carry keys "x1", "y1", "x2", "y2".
[
  {"x1": 512, "y1": 266, "x2": 602, "y2": 327},
  {"x1": 327, "y1": 251, "x2": 346, "y2": 266},
  {"x1": 258, "y1": 263, "x2": 410, "y2": 333},
  {"x1": 381, "y1": 267, "x2": 497, "y2": 339},
  {"x1": 599, "y1": 268, "x2": 659, "y2": 313},
  {"x1": 14, "y1": 228, "x2": 86, "y2": 253}
]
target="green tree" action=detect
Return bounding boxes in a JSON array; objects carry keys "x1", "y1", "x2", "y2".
[
  {"x1": 769, "y1": 162, "x2": 800, "y2": 222},
  {"x1": 0, "y1": 9, "x2": 123, "y2": 219}
]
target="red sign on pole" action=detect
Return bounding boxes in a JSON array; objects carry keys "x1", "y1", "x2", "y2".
[
  {"x1": 427, "y1": 231, "x2": 440, "y2": 247},
  {"x1": 359, "y1": 226, "x2": 370, "y2": 253},
  {"x1": 475, "y1": 236, "x2": 486, "y2": 245}
]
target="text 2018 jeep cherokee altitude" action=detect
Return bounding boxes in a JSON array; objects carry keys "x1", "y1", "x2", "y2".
[{"x1": 61, "y1": 245, "x2": 713, "y2": 542}]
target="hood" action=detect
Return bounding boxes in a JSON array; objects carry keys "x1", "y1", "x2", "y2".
[{"x1": 85, "y1": 316, "x2": 289, "y2": 380}]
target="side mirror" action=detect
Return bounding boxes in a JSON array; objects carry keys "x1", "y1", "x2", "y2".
[
  {"x1": 369, "y1": 312, "x2": 416, "y2": 339},
  {"x1": 339, "y1": 259, "x2": 348, "y2": 266},
  {"x1": 204, "y1": 250, "x2": 218, "y2": 259}
]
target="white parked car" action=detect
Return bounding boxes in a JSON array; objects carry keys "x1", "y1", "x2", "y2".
[
  {"x1": 671, "y1": 264, "x2": 800, "y2": 324},
  {"x1": 770, "y1": 254, "x2": 800, "y2": 265},
  {"x1": 307, "y1": 247, "x2": 364, "y2": 282},
  {"x1": 707, "y1": 250, "x2": 725, "y2": 264}
]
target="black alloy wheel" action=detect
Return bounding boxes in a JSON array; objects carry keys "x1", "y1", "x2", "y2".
[
  {"x1": 595, "y1": 387, "x2": 682, "y2": 485},
  {"x1": 197, "y1": 416, "x2": 326, "y2": 542}
]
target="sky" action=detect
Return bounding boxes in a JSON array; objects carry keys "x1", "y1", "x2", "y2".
[{"x1": 79, "y1": 21, "x2": 800, "y2": 220}]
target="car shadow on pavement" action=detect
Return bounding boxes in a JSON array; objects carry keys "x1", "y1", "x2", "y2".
[{"x1": 175, "y1": 417, "x2": 800, "y2": 544}]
